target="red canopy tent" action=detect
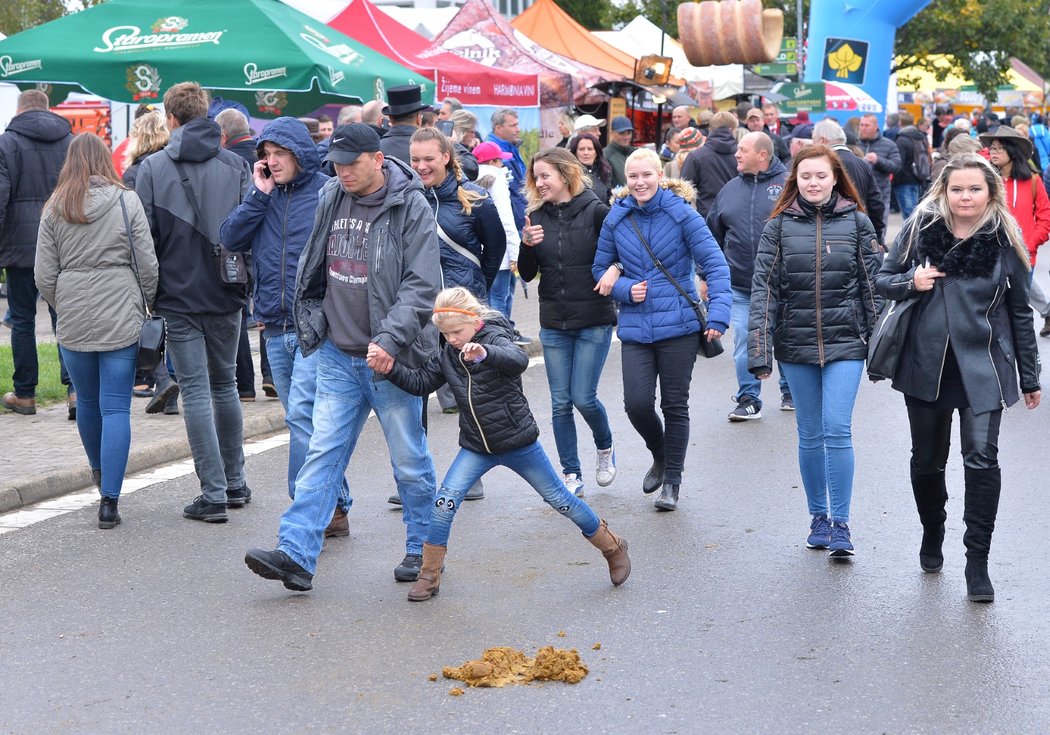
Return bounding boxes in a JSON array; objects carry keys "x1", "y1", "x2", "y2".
[
  {"x1": 432, "y1": 0, "x2": 614, "y2": 107},
  {"x1": 327, "y1": 0, "x2": 539, "y2": 107}
]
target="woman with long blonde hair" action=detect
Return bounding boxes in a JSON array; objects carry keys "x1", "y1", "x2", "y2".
[
  {"x1": 35, "y1": 133, "x2": 158, "y2": 529},
  {"x1": 121, "y1": 109, "x2": 169, "y2": 190},
  {"x1": 519, "y1": 148, "x2": 616, "y2": 497},
  {"x1": 875, "y1": 154, "x2": 1040, "y2": 602}
]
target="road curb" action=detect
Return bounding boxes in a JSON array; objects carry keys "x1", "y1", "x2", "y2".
[{"x1": 0, "y1": 406, "x2": 287, "y2": 513}]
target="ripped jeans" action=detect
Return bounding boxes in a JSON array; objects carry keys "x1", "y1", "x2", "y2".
[{"x1": 425, "y1": 440, "x2": 601, "y2": 547}]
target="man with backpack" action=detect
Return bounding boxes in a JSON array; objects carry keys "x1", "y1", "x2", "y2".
[{"x1": 894, "y1": 111, "x2": 931, "y2": 221}]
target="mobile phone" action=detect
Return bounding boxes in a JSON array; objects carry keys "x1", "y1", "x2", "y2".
[
  {"x1": 436, "y1": 120, "x2": 454, "y2": 136},
  {"x1": 261, "y1": 163, "x2": 272, "y2": 179}
]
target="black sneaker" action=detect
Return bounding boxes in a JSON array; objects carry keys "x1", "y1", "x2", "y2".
[
  {"x1": 183, "y1": 495, "x2": 228, "y2": 523},
  {"x1": 780, "y1": 393, "x2": 795, "y2": 411},
  {"x1": 244, "y1": 548, "x2": 313, "y2": 591},
  {"x1": 512, "y1": 330, "x2": 532, "y2": 346},
  {"x1": 728, "y1": 396, "x2": 762, "y2": 422},
  {"x1": 226, "y1": 485, "x2": 252, "y2": 508},
  {"x1": 388, "y1": 494, "x2": 402, "y2": 506},
  {"x1": 146, "y1": 381, "x2": 179, "y2": 414},
  {"x1": 394, "y1": 553, "x2": 422, "y2": 582}
]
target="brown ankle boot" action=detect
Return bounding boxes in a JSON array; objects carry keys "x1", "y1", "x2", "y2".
[
  {"x1": 324, "y1": 507, "x2": 349, "y2": 538},
  {"x1": 1041, "y1": 316, "x2": 1050, "y2": 337},
  {"x1": 407, "y1": 543, "x2": 446, "y2": 601},
  {"x1": 587, "y1": 519, "x2": 631, "y2": 586}
]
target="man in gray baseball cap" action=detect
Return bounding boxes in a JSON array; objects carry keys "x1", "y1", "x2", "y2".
[{"x1": 245, "y1": 123, "x2": 442, "y2": 592}]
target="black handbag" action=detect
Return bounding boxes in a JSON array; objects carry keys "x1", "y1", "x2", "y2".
[
  {"x1": 866, "y1": 296, "x2": 918, "y2": 382},
  {"x1": 119, "y1": 194, "x2": 165, "y2": 372},
  {"x1": 627, "y1": 215, "x2": 724, "y2": 358},
  {"x1": 172, "y1": 160, "x2": 251, "y2": 298}
]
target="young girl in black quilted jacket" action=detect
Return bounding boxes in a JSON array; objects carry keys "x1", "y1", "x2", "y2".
[{"x1": 370, "y1": 287, "x2": 630, "y2": 602}]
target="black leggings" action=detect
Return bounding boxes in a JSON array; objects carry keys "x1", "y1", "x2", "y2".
[
  {"x1": 907, "y1": 403, "x2": 1001, "y2": 473},
  {"x1": 621, "y1": 333, "x2": 699, "y2": 484}
]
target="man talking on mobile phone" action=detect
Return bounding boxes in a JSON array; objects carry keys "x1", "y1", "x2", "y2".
[{"x1": 220, "y1": 117, "x2": 353, "y2": 539}]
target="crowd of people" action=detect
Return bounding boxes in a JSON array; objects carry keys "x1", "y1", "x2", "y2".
[{"x1": 0, "y1": 82, "x2": 1044, "y2": 605}]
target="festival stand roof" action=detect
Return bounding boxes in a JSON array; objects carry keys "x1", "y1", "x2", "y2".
[
  {"x1": 510, "y1": 0, "x2": 638, "y2": 81},
  {"x1": 593, "y1": 16, "x2": 744, "y2": 101},
  {"x1": 0, "y1": 0, "x2": 431, "y2": 118},
  {"x1": 432, "y1": 0, "x2": 615, "y2": 107},
  {"x1": 327, "y1": 0, "x2": 539, "y2": 106}
]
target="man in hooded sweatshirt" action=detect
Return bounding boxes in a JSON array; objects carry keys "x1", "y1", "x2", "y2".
[
  {"x1": 681, "y1": 111, "x2": 740, "y2": 217},
  {"x1": 244, "y1": 124, "x2": 441, "y2": 592},
  {"x1": 220, "y1": 116, "x2": 353, "y2": 539},
  {"x1": 706, "y1": 132, "x2": 792, "y2": 421},
  {"x1": 0, "y1": 90, "x2": 74, "y2": 417},
  {"x1": 135, "y1": 82, "x2": 251, "y2": 523}
]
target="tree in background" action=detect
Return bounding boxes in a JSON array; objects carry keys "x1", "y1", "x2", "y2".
[
  {"x1": 0, "y1": 0, "x2": 65, "y2": 36},
  {"x1": 553, "y1": 0, "x2": 613, "y2": 30}
]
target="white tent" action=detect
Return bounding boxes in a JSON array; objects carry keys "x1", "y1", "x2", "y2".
[{"x1": 594, "y1": 16, "x2": 744, "y2": 100}]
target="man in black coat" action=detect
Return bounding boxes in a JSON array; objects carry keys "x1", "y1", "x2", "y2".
[
  {"x1": 813, "y1": 118, "x2": 887, "y2": 244},
  {"x1": 0, "y1": 90, "x2": 74, "y2": 416},
  {"x1": 681, "y1": 111, "x2": 740, "y2": 217}
]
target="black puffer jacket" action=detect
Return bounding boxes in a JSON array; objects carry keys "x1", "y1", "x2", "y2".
[
  {"x1": 748, "y1": 194, "x2": 882, "y2": 372},
  {"x1": 874, "y1": 218, "x2": 1040, "y2": 414},
  {"x1": 0, "y1": 110, "x2": 73, "y2": 268},
  {"x1": 386, "y1": 314, "x2": 538, "y2": 454},
  {"x1": 517, "y1": 188, "x2": 616, "y2": 330}
]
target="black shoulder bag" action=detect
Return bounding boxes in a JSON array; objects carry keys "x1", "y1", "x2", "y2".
[
  {"x1": 119, "y1": 194, "x2": 165, "y2": 371},
  {"x1": 171, "y1": 160, "x2": 251, "y2": 298},
  {"x1": 627, "y1": 214, "x2": 724, "y2": 358}
]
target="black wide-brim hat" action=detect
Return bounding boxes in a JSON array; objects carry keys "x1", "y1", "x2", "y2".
[{"x1": 383, "y1": 84, "x2": 431, "y2": 117}]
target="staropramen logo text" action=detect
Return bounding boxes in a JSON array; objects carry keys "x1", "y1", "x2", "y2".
[
  {"x1": 0, "y1": 56, "x2": 43, "y2": 78},
  {"x1": 94, "y1": 17, "x2": 225, "y2": 54}
]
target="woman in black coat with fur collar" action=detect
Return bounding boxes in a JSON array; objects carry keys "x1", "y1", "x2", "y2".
[{"x1": 874, "y1": 154, "x2": 1041, "y2": 604}]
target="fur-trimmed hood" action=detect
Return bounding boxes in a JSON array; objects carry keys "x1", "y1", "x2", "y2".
[
  {"x1": 611, "y1": 177, "x2": 697, "y2": 205},
  {"x1": 917, "y1": 217, "x2": 1008, "y2": 279}
]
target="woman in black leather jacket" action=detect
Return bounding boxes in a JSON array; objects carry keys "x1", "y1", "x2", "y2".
[
  {"x1": 874, "y1": 153, "x2": 1041, "y2": 603},
  {"x1": 570, "y1": 133, "x2": 612, "y2": 205},
  {"x1": 748, "y1": 144, "x2": 881, "y2": 559}
]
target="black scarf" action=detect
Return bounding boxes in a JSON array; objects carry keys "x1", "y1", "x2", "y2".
[{"x1": 917, "y1": 217, "x2": 1004, "y2": 278}]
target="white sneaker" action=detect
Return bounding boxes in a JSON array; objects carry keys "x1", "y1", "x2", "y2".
[
  {"x1": 563, "y1": 473, "x2": 584, "y2": 497},
  {"x1": 595, "y1": 444, "x2": 616, "y2": 487}
]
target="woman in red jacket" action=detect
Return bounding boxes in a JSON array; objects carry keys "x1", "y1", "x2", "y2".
[{"x1": 981, "y1": 126, "x2": 1050, "y2": 272}]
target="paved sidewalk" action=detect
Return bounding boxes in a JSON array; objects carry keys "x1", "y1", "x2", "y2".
[{"x1": 0, "y1": 281, "x2": 543, "y2": 511}]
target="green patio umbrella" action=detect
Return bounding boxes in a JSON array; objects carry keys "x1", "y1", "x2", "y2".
[{"x1": 0, "y1": 0, "x2": 431, "y2": 117}]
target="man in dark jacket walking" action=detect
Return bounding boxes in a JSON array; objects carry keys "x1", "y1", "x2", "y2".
[
  {"x1": 244, "y1": 124, "x2": 441, "y2": 592},
  {"x1": 0, "y1": 90, "x2": 73, "y2": 416},
  {"x1": 707, "y1": 132, "x2": 792, "y2": 420},
  {"x1": 135, "y1": 82, "x2": 251, "y2": 523},
  {"x1": 893, "y1": 111, "x2": 930, "y2": 220},
  {"x1": 681, "y1": 111, "x2": 740, "y2": 217},
  {"x1": 812, "y1": 119, "x2": 886, "y2": 242},
  {"x1": 857, "y1": 113, "x2": 901, "y2": 224},
  {"x1": 220, "y1": 117, "x2": 352, "y2": 538}
]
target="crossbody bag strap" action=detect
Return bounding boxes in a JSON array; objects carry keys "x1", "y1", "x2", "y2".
[
  {"x1": 627, "y1": 213, "x2": 697, "y2": 307},
  {"x1": 172, "y1": 160, "x2": 219, "y2": 257},
  {"x1": 435, "y1": 221, "x2": 482, "y2": 268},
  {"x1": 119, "y1": 192, "x2": 151, "y2": 317}
]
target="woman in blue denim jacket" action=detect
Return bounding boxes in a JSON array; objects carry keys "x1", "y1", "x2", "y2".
[{"x1": 373, "y1": 287, "x2": 631, "y2": 603}]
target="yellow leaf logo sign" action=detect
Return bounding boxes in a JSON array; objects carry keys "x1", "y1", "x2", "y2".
[{"x1": 828, "y1": 44, "x2": 862, "y2": 79}]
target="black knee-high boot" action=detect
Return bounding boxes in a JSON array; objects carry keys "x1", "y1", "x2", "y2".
[
  {"x1": 911, "y1": 468, "x2": 948, "y2": 572},
  {"x1": 962, "y1": 467, "x2": 1001, "y2": 602}
]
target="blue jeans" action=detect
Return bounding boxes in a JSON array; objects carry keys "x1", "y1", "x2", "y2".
[
  {"x1": 5, "y1": 267, "x2": 70, "y2": 397},
  {"x1": 427, "y1": 440, "x2": 600, "y2": 546},
  {"x1": 60, "y1": 344, "x2": 137, "y2": 498},
  {"x1": 265, "y1": 330, "x2": 351, "y2": 511},
  {"x1": 277, "y1": 340, "x2": 436, "y2": 574},
  {"x1": 731, "y1": 288, "x2": 788, "y2": 406},
  {"x1": 779, "y1": 360, "x2": 864, "y2": 522},
  {"x1": 162, "y1": 310, "x2": 245, "y2": 504},
  {"x1": 895, "y1": 183, "x2": 921, "y2": 221},
  {"x1": 539, "y1": 325, "x2": 613, "y2": 478},
  {"x1": 488, "y1": 268, "x2": 516, "y2": 328}
]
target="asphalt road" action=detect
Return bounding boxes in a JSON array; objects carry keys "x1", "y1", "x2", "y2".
[{"x1": 3, "y1": 338, "x2": 1050, "y2": 734}]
